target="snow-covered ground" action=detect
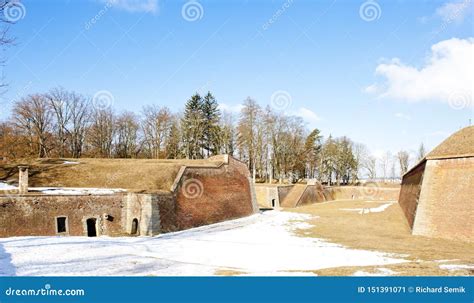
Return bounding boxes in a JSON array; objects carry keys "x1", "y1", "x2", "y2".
[
  {"x1": 353, "y1": 268, "x2": 397, "y2": 276},
  {"x1": 439, "y1": 264, "x2": 474, "y2": 271},
  {"x1": 0, "y1": 182, "x2": 16, "y2": 190},
  {"x1": 341, "y1": 202, "x2": 396, "y2": 214},
  {"x1": 0, "y1": 211, "x2": 407, "y2": 276},
  {"x1": 29, "y1": 187, "x2": 126, "y2": 195},
  {"x1": 62, "y1": 161, "x2": 79, "y2": 165},
  {"x1": 1, "y1": 182, "x2": 126, "y2": 195}
]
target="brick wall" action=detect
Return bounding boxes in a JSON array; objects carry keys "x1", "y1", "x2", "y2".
[
  {"x1": 174, "y1": 157, "x2": 256, "y2": 230},
  {"x1": 278, "y1": 186, "x2": 294, "y2": 204},
  {"x1": 254, "y1": 186, "x2": 280, "y2": 208},
  {"x1": 413, "y1": 157, "x2": 474, "y2": 242},
  {"x1": 298, "y1": 185, "x2": 326, "y2": 206},
  {"x1": 398, "y1": 161, "x2": 426, "y2": 228},
  {"x1": 0, "y1": 194, "x2": 125, "y2": 237},
  {"x1": 325, "y1": 186, "x2": 400, "y2": 201},
  {"x1": 254, "y1": 184, "x2": 295, "y2": 208},
  {"x1": 155, "y1": 193, "x2": 177, "y2": 233}
]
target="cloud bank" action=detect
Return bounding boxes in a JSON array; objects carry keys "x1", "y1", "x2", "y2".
[
  {"x1": 102, "y1": 0, "x2": 158, "y2": 13},
  {"x1": 366, "y1": 38, "x2": 473, "y2": 106},
  {"x1": 436, "y1": 0, "x2": 473, "y2": 23}
]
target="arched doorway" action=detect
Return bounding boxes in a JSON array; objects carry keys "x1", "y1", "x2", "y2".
[
  {"x1": 86, "y1": 218, "x2": 97, "y2": 237},
  {"x1": 131, "y1": 218, "x2": 139, "y2": 235}
]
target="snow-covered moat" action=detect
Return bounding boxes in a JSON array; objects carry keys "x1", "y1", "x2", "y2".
[{"x1": 0, "y1": 211, "x2": 406, "y2": 276}]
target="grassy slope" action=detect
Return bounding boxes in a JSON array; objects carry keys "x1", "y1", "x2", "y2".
[
  {"x1": 0, "y1": 158, "x2": 222, "y2": 192},
  {"x1": 287, "y1": 200, "x2": 474, "y2": 276}
]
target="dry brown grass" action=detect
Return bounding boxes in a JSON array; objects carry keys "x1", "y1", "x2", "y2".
[
  {"x1": 0, "y1": 158, "x2": 224, "y2": 192},
  {"x1": 286, "y1": 200, "x2": 474, "y2": 276},
  {"x1": 214, "y1": 269, "x2": 249, "y2": 276}
]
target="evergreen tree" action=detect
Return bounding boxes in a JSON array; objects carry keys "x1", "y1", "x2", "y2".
[
  {"x1": 304, "y1": 129, "x2": 322, "y2": 178},
  {"x1": 165, "y1": 118, "x2": 182, "y2": 159},
  {"x1": 181, "y1": 93, "x2": 204, "y2": 159},
  {"x1": 202, "y1": 92, "x2": 222, "y2": 157},
  {"x1": 417, "y1": 143, "x2": 426, "y2": 161}
]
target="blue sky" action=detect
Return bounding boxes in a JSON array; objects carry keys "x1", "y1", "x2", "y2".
[{"x1": 0, "y1": 0, "x2": 473, "y2": 164}]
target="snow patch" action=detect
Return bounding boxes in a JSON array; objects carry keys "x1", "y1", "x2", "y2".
[
  {"x1": 341, "y1": 203, "x2": 394, "y2": 214},
  {"x1": 0, "y1": 211, "x2": 407, "y2": 276},
  {"x1": 62, "y1": 161, "x2": 79, "y2": 165},
  {"x1": 29, "y1": 187, "x2": 126, "y2": 195},
  {"x1": 439, "y1": 264, "x2": 474, "y2": 271},
  {"x1": 353, "y1": 268, "x2": 397, "y2": 276},
  {"x1": 0, "y1": 182, "x2": 16, "y2": 190}
]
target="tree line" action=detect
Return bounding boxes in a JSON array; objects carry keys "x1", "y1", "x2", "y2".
[{"x1": 0, "y1": 87, "x2": 423, "y2": 184}]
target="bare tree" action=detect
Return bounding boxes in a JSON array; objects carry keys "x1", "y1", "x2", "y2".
[
  {"x1": 141, "y1": 105, "x2": 172, "y2": 159},
  {"x1": 0, "y1": 121, "x2": 27, "y2": 158},
  {"x1": 352, "y1": 142, "x2": 369, "y2": 181},
  {"x1": 88, "y1": 108, "x2": 115, "y2": 157},
  {"x1": 237, "y1": 97, "x2": 261, "y2": 182},
  {"x1": 219, "y1": 111, "x2": 236, "y2": 156},
  {"x1": 364, "y1": 155, "x2": 377, "y2": 180},
  {"x1": 68, "y1": 92, "x2": 90, "y2": 158},
  {"x1": 12, "y1": 94, "x2": 53, "y2": 158},
  {"x1": 380, "y1": 151, "x2": 392, "y2": 182},
  {"x1": 115, "y1": 111, "x2": 139, "y2": 158},
  {"x1": 46, "y1": 87, "x2": 71, "y2": 157},
  {"x1": 0, "y1": 0, "x2": 16, "y2": 90},
  {"x1": 397, "y1": 150, "x2": 410, "y2": 177}
]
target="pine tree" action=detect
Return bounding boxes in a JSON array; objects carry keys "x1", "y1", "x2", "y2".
[
  {"x1": 165, "y1": 118, "x2": 182, "y2": 159},
  {"x1": 417, "y1": 143, "x2": 426, "y2": 161},
  {"x1": 304, "y1": 129, "x2": 322, "y2": 178},
  {"x1": 202, "y1": 92, "x2": 222, "y2": 157},
  {"x1": 181, "y1": 93, "x2": 204, "y2": 159}
]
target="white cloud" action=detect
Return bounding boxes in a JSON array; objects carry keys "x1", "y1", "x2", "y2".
[
  {"x1": 436, "y1": 0, "x2": 473, "y2": 23},
  {"x1": 363, "y1": 83, "x2": 378, "y2": 94},
  {"x1": 366, "y1": 38, "x2": 474, "y2": 105},
  {"x1": 291, "y1": 107, "x2": 321, "y2": 126},
  {"x1": 103, "y1": 0, "x2": 158, "y2": 13},
  {"x1": 218, "y1": 103, "x2": 244, "y2": 114},
  {"x1": 371, "y1": 149, "x2": 387, "y2": 160},
  {"x1": 394, "y1": 112, "x2": 411, "y2": 120}
]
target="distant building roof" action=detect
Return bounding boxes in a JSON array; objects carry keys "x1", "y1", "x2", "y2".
[{"x1": 426, "y1": 126, "x2": 474, "y2": 160}]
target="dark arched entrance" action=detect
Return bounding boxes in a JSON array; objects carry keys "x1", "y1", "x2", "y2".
[
  {"x1": 131, "y1": 218, "x2": 139, "y2": 235},
  {"x1": 86, "y1": 218, "x2": 97, "y2": 237}
]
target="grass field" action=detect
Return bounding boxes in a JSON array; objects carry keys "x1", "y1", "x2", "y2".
[
  {"x1": 288, "y1": 200, "x2": 474, "y2": 276},
  {"x1": 0, "y1": 158, "x2": 223, "y2": 192}
]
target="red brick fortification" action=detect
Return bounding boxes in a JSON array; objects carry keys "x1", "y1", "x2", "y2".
[{"x1": 412, "y1": 158, "x2": 474, "y2": 242}]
